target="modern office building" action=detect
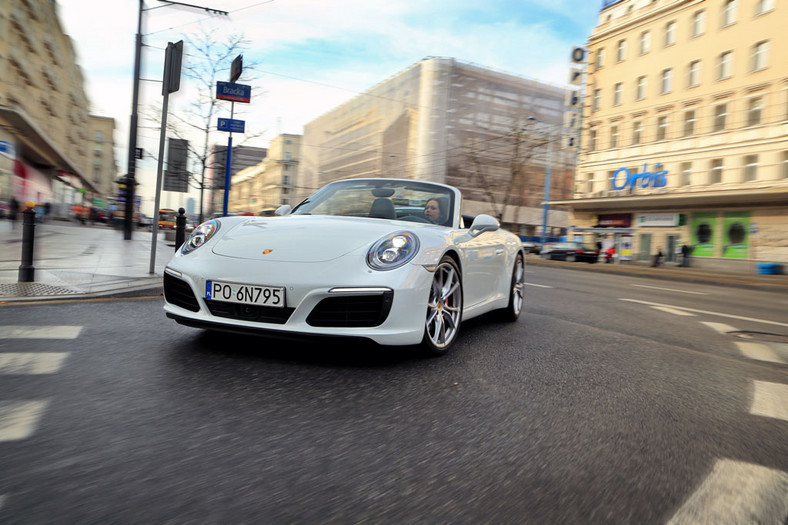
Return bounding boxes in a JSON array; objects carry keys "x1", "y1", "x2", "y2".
[
  {"x1": 563, "y1": 0, "x2": 787, "y2": 269},
  {"x1": 228, "y1": 134, "x2": 300, "y2": 214},
  {"x1": 0, "y1": 0, "x2": 105, "y2": 216},
  {"x1": 300, "y1": 57, "x2": 575, "y2": 237}
]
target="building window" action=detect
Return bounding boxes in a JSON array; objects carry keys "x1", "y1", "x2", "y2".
[
  {"x1": 588, "y1": 129, "x2": 598, "y2": 151},
  {"x1": 748, "y1": 97, "x2": 763, "y2": 126},
  {"x1": 661, "y1": 69, "x2": 673, "y2": 94},
  {"x1": 595, "y1": 48, "x2": 605, "y2": 70},
  {"x1": 610, "y1": 125, "x2": 619, "y2": 148},
  {"x1": 284, "y1": 164, "x2": 290, "y2": 171},
  {"x1": 683, "y1": 110, "x2": 696, "y2": 136},
  {"x1": 636, "y1": 76, "x2": 647, "y2": 101},
  {"x1": 752, "y1": 41, "x2": 769, "y2": 71},
  {"x1": 617, "y1": 39, "x2": 626, "y2": 62},
  {"x1": 714, "y1": 103, "x2": 727, "y2": 131},
  {"x1": 756, "y1": 0, "x2": 774, "y2": 15},
  {"x1": 688, "y1": 60, "x2": 701, "y2": 88},
  {"x1": 656, "y1": 116, "x2": 668, "y2": 141},
  {"x1": 613, "y1": 83, "x2": 623, "y2": 106},
  {"x1": 722, "y1": 0, "x2": 737, "y2": 27},
  {"x1": 718, "y1": 51, "x2": 733, "y2": 80},
  {"x1": 681, "y1": 162, "x2": 692, "y2": 186},
  {"x1": 593, "y1": 89, "x2": 601, "y2": 111},
  {"x1": 284, "y1": 152, "x2": 291, "y2": 160},
  {"x1": 94, "y1": 131, "x2": 103, "y2": 141},
  {"x1": 692, "y1": 10, "x2": 706, "y2": 37},
  {"x1": 710, "y1": 159, "x2": 724, "y2": 184},
  {"x1": 744, "y1": 155, "x2": 758, "y2": 181},
  {"x1": 283, "y1": 175, "x2": 290, "y2": 185},
  {"x1": 665, "y1": 21, "x2": 677, "y2": 46},
  {"x1": 93, "y1": 148, "x2": 102, "y2": 158},
  {"x1": 639, "y1": 31, "x2": 651, "y2": 55},
  {"x1": 632, "y1": 120, "x2": 643, "y2": 145},
  {"x1": 783, "y1": 151, "x2": 788, "y2": 179}
]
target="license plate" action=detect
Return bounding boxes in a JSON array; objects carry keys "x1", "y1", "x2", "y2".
[{"x1": 206, "y1": 280, "x2": 285, "y2": 308}]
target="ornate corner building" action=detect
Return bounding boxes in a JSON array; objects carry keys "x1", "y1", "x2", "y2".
[
  {"x1": 0, "y1": 0, "x2": 114, "y2": 218},
  {"x1": 562, "y1": 0, "x2": 787, "y2": 270}
]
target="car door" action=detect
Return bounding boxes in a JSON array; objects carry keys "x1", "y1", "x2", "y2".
[{"x1": 455, "y1": 230, "x2": 507, "y2": 309}]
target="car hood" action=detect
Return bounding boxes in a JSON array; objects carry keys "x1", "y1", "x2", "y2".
[{"x1": 210, "y1": 215, "x2": 428, "y2": 262}]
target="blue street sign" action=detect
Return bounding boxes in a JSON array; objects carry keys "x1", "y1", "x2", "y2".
[
  {"x1": 216, "y1": 81, "x2": 251, "y2": 103},
  {"x1": 217, "y1": 118, "x2": 246, "y2": 133}
]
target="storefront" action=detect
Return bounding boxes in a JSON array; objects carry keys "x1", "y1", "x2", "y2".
[{"x1": 555, "y1": 188, "x2": 788, "y2": 272}]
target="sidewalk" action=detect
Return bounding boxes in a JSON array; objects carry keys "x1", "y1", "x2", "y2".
[
  {"x1": 527, "y1": 254, "x2": 788, "y2": 293},
  {"x1": 0, "y1": 219, "x2": 175, "y2": 302},
  {"x1": 1, "y1": 218, "x2": 786, "y2": 303}
]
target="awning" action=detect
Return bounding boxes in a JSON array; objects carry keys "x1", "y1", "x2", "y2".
[{"x1": 0, "y1": 104, "x2": 98, "y2": 193}]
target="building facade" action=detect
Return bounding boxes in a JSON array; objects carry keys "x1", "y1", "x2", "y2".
[
  {"x1": 88, "y1": 116, "x2": 117, "y2": 201},
  {"x1": 565, "y1": 0, "x2": 787, "y2": 269},
  {"x1": 300, "y1": 57, "x2": 575, "y2": 237},
  {"x1": 208, "y1": 145, "x2": 267, "y2": 215},
  {"x1": 0, "y1": 0, "x2": 105, "y2": 217},
  {"x1": 228, "y1": 134, "x2": 301, "y2": 214}
]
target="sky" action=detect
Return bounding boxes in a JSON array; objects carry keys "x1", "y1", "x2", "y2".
[{"x1": 56, "y1": 0, "x2": 601, "y2": 213}]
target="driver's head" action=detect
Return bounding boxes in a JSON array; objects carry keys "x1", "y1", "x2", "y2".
[{"x1": 424, "y1": 198, "x2": 443, "y2": 223}]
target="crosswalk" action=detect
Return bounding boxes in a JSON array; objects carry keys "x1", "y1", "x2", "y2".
[
  {"x1": 0, "y1": 326, "x2": 79, "y2": 443},
  {"x1": 625, "y1": 300, "x2": 788, "y2": 522}
]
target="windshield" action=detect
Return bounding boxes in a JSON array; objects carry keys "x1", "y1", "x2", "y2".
[{"x1": 291, "y1": 179, "x2": 456, "y2": 226}]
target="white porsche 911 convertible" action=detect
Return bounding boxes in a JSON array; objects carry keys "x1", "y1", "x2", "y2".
[{"x1": 163, "y1": 178, "x2": 525, "y2": 355}]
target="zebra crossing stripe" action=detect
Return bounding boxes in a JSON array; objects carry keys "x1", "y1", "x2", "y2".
[
  {"x1": 667, "y1": 459, "x2": 788, "y2": 525},
  {"x1": 0, "y1": 401, "x2": 49, "y2": 442},
  {"x1": 751, "y1": 381, "x2": 788, "y2": 422},
  {"x1": 0, "y1": 353, "x2": 69, "y2": 374},
  {"x1": 0, "y1": 326, "x2": 82, "y2": 340},
  {"x1": 736, "y1": 342, "x2": 785, "y2": 365}
]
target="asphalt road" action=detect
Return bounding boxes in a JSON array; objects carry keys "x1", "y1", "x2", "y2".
[{"x1": 1, "y1": 267, "x2": 786, "y2": 524}]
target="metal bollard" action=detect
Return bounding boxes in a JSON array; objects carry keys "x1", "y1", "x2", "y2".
[
  {"x1": 175, "y1": 207, "x2": 186, "y2": 251},
  {"x1": 18, "y1": 201, "x2": 36, "y2": 282}
]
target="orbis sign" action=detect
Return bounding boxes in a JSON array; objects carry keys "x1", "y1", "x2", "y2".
[{"x1": 612, "y1": 163, "x2": 668, "y2": 191}]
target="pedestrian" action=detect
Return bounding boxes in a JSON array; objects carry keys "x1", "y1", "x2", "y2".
[
  {"x1": 43, "y1": 202, "x2": 51, "y2": 223},
  {"x1": 605, "y1": 246, "x2": 615, "y2": 263},
  {"x1": 651, "y1": 247, "x2": 664, "y2": 267},
  {"x1": 9, "y1": 196, "x2": 19, "y2": 229},
  {"x1": 680, "y1": 243, "x2": 691, "y2": 267}
]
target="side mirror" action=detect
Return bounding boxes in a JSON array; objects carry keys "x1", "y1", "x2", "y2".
[
  {"x1": 468, "y1": 214, "x2": 499, "y2": 237},
  {"x1": 274, "y1": 204, "x2": 292, "y2": 216}
]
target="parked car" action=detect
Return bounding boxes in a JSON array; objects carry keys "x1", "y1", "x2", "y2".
[
  {"x1": 540, "y1": 241, "x2": 599, "y2": 263},
  {"x1": 163, "y1": 178, "x2": 526, "y2": 355},
  {"x1": 521, "y1": 241, "x2": 541, "y2": 254}
]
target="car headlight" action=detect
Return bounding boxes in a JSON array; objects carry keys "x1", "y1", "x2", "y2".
[
  {"x1": 366, "y1": 231, "x2": 420, "y2": 271},
  {"x1": 181, "y1": 220, "x2": 220, "y2": 254}
]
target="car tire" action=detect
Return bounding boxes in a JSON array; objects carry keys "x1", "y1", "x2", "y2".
[
  {"x1": 498, "y1": 252, "x2": 524, "y2": 322},
  {"x1": 422, "y1": 255, "x2": 463, "y2": 356},
  {"x1": 565, "y1": 254, "x2": 576, "y2": 263}
]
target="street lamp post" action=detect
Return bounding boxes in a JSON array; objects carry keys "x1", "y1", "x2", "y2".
[{"x1": 541, "y1": 136, "x2": 553, "y2": 247}]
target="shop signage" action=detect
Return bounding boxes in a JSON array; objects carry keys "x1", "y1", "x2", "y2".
[
  {"x1": 0, "y1": 140, "x2": 15, "y2": 159},
  {"x1": 597, "y1": 213, "x2": 632, "y2": 227},
  {"x1": 637, "y1": 213, "x2": 679, "y2": 227},
  {"x1": 612, "y1": 163, "x2": 668, "y2": 191}
]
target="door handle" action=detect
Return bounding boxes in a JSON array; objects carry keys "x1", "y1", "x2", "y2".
[{"x1": 495, "y1": 248, "x2": 504, "y2": 255}]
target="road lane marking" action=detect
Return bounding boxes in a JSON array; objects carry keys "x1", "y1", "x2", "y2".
[
  {"x1": 0, "y1": 401, "x2": 49, "y2": 442},
  {"x1": 632, "y1": 284, "x2": 708, "y2": 295},
  {"x1": 701, "y1": 322, "x2": 737, "y2": 335},
  {"x1": 0, "y1": 326, "x2": 82, "y2": 339},
  {"x1": 667, "y1": 459, "x2": 788, "y2": 525},
  {"x1": 620, "y1": 299, "x2": 788, "y2": 329},
  {"x1": 0, "y1": 353, "x2": 69, "y2": 374},
  {"x1": 751, "y1": 381, "x2": 788, "y2": 422},
  {"x1": 736, "y1": 342, "x2": 785, "y2": 365},
  {"x1": 525, "y1": 282, "x2": 553, "y2": 288},
  {"x1": 651, "y1": 306, "x2": 697, "y2": 317}
]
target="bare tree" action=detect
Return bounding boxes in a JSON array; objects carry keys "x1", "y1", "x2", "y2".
[{"x1": 152, "y1": 26, "x2": 264, "y2": 223}]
